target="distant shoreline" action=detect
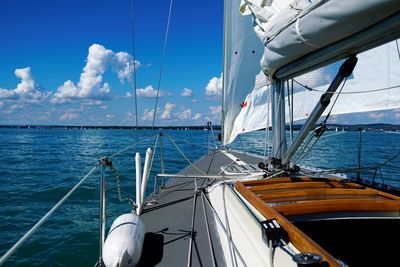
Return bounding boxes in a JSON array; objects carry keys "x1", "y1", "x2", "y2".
[{"x1": 1, "y1": 124, "x2": 399, "y2": 131}]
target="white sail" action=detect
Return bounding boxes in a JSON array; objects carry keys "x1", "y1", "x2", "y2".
[
  {"x1": 222, "y1": 0, "x2": 264, "y2": 145},
  {"x1": 290, "y1": 41, "x2": 400, "y2": 122},
  {"x1": 231, "y1": 40, "x2": 400, "y2": 138}
]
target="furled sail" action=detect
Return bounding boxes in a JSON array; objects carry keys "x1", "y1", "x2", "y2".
[
  {"x1": 222, "y1": 0, "x2": 264, "y2": 145},
  {"x1": 241, "y1": 0, "x2": 400, "y2": 78}
]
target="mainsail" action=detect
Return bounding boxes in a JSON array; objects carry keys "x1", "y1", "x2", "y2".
[{"x1": 223, "y1": 0, "x2": 400, "y2": 146}]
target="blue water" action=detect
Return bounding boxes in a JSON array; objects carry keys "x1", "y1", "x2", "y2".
[{"x1": 0, "y1": 128, "x2": 399, "y2": 266}]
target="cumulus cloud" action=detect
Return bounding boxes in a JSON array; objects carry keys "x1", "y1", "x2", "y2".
[
  {"x1": 181, "y1": 88, "x2": 193, "y2": 97},
  {"x1": 178, "y1": 109, "x2": 192, "y2": 120},
  {"x1": 51, "y1": 44, "x2": 140, "y2": 104},
  {"x1": 205, "y1": 74, "x2": 222, "y2": 99},
  {"x1": 106, "y1": 114, "x2": 114, "y2": 120},
  {"x1": 137, "y1": 85, "x2": 169, "y2": 98},
  {"x1": 142, "y1": 109, "x2": 155, "y2": 121},
  {"x1": 161, "y1": 102, "x2": 176, "y2": 119},
  {"x1": 193, "y1": 112, "x2": 202, "y2": 120},
  {"x1": 0, "y1": 67, "x2": 50, "y2": 104}
]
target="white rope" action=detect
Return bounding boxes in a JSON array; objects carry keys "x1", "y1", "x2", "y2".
[
  {"x1": 164, "y1": 133, "x2": 208, "y2": 175},
  {"x1": 0, "y1": 166, "x2": 98, "y2": 266}
]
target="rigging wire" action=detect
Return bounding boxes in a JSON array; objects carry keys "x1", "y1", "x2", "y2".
[
  {"x1": 294, "y1": 78, "x2": 348, "y2": 164},
  {"x1": 152, "y1": 0, "x2": 174, "y2": 128},
  {"x1": 131, "y1": 0, "x2": 139, "y2": 149},
  {"x1": 396, "y1": 40, "x2": 400, "y2": 61},
  {"x1": 293, "y1": 79, "x2": 400, "y2": 94}
]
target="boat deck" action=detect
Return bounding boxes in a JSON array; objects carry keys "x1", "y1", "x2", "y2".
[
  {"x1": 235, "y1": 177, "x2": 400, "y2": 266},
  {"x1": 138, "y1": 150, "x2": 261, "y2": 267},
  {"x1": 137, "y1": 149, "x2": 400, "y2": 267}
]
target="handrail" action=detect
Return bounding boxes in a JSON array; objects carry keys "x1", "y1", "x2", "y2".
[{"x1": 0, "y1": 165, "x2": 98, "y2": 266}]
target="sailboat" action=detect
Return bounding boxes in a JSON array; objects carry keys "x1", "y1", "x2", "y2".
[
  {"x1": 100, "y1": 0, "x2": 400, "y2": 267},
  {"x1": 1, "y1": 0, "x2": 399, "y2": 267}
]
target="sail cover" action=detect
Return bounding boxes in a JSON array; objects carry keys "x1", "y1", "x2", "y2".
[
  {"x1": 241, "y1": 0, "x2": 400, "y2": 78},
  {"x1": 222, "y1": 0, "x2": 265, "y2": 145}
]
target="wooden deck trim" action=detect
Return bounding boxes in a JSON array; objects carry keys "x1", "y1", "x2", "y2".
[
  {"x1": 242, "y1": 177, "x2": 345, "y2": 186},
  {"x1": 273, "y1": 199, "x2": 400, "y2": 216},
  {"x1": 235, "y1": 181, "x2": 340, "y2": 267},
  {"x1": 257, "y1": 188, "x2": 378, "y2": 201},
  {"x1": 249, "y1": 181, "x2": 364, "y2": 192}
]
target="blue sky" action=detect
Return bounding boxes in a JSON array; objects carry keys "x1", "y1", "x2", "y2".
[
  {"x1": 0, "y1": 0, "x2": 398, "y2": 126},
  {"x1": 0, "y1": 0, "x2": 224, "y2": 126}
]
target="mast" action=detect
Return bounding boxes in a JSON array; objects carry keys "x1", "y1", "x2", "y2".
[{"x1": 270, "y1": 79, "x2": 287, "y2": 166}]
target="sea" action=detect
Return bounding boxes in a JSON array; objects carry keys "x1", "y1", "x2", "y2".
[{"x1": 0, "y1": 128, "x2": 399, "y2": 266}]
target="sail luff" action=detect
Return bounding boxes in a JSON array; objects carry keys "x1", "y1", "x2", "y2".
[{"x1": 221, "y1": 0, "x2": 228, "y2": 146}]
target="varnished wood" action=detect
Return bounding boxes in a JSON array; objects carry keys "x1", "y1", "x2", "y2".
[
  {"x1": 273, "y1": 198, "x2": 400, "y2": 216},
  {"x1": 235, "y1": 181, "x2": 340, "y2": 267},
  {"x1": 258, "y1": 188, "x2": 378, "y2": 201},
  {"x1": 243, "y1": 177, "x2": 346, "y2": 186},
  {"x1": 249, "y1": 180, "x2": 364, "y2": 192}
]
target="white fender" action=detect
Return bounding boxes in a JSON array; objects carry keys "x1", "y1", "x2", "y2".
[{"x1": 103, "y1": 213, "x2": 145, "y2": 267}]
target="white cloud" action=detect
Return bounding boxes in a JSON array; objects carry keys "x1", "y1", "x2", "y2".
[
  {"x1": 0, "y1": 101, "x2": 3, "y2": 109},
  {"x1": 123, "y1": 112, "x2": 136, "y2": 122},
  {"x1": 193, "y1": 112, "x2": 202, "y2": 120},
  {"x1": 59, "y1": 111, "x2": 79, "y2": 120},
  {"x1": 205, "y1": 74, "x2": 222, "y2": 99},
  {"x1": 161, "y1": 102, "x2": 176, "y2": 119},
  {"x1": 6, "y1": 104, "x2": 24, "y2": 114},
  {"x1": 80, "y1": 100, "x2": 103, "y2": 106},
  {"x1": 106, "y1": 114, "x2": 114, "y2": 120},
  {"x1": 100, "y1": 105, "x2": 108, "y2": 110},
  {"x1": 209, "y1": 105, "x2": 222, "y2": 115},
  {"x1": 0, "y1": 67, "x2": 50, "y2": 104},
  {"x1": 142, "y1": 109, "x2": 154, "y2": 121},
  {"x1": 181, "y1": 88, "x2": 193, "y2": 97},
  {"x1": 192, "y1": 99, "x2": 198, "y2": 103},
  {"x1": 209, "y1": 105, "x2": 222, "y2": 123},
  {"x1": 111, "y1": 51, "x2": 140, "y2": 83},
  {"x1": 137, "y1": 85, "x2": 168, "y2": 98},
  {"x1": 178, "y1": 109, "x2": 192, "y2": 120},
  {"x1": 51, "y1": 44, "x2": 141, "y2": 104}
]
